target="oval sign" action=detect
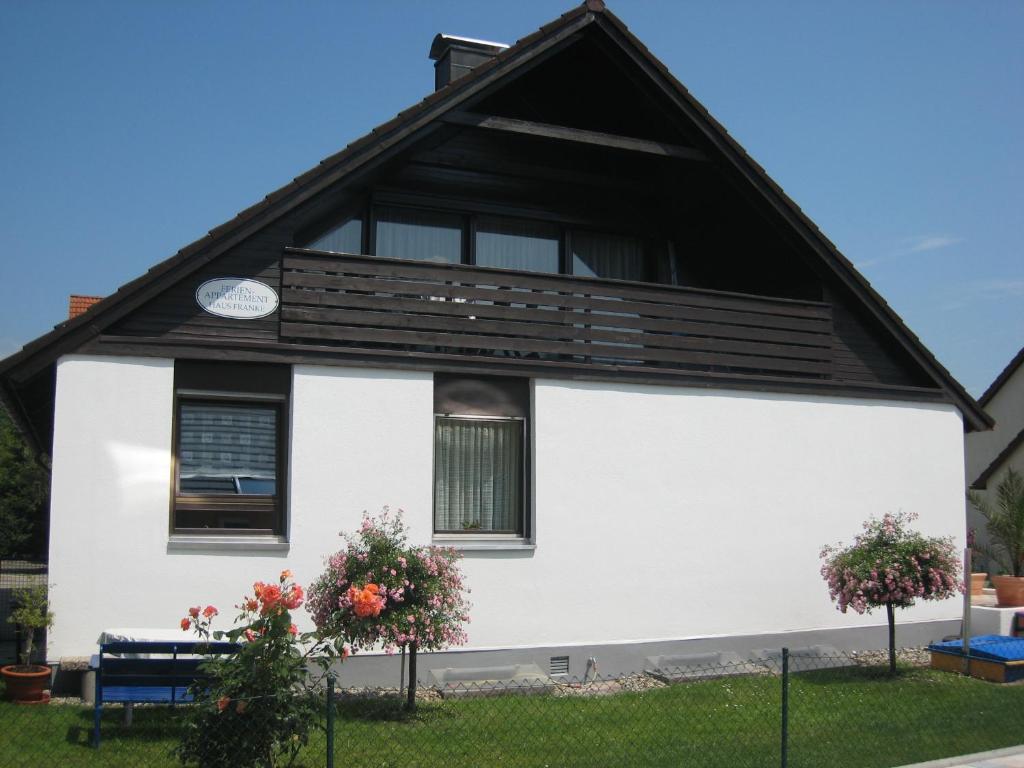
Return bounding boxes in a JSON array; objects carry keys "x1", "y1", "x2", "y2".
[{"x1": 196, "y1": 278, "x2": 279, "y2": 320}]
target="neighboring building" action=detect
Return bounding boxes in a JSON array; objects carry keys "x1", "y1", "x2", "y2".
[
  {"x1": 0, "y1": 2, "x2": 990, "y2": 681},
  {"x1": 966, "y1": 347, "x2": 1024, "y2": 572}
]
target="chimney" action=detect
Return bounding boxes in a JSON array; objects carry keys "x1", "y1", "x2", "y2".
[
  {"x1": 68, "y1": 294, "x2": 103, "y2": 319},
  {"x1": 429, "y1": 34, "x2": 508, "y2": 91}
]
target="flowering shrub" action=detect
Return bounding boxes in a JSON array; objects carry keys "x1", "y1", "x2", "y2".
[
  {"x1": 309, "y1": 508, "x2": 470, "y2": 655},
  {"x1": 820, "y1": 511, "x2": 961, "y2": 674},
  {"x1": 308, "y1": 507, "x2": 470, "y2": 706},
  {"x1": 175, "y1": 571, "x2": 344, "y2": 768}
]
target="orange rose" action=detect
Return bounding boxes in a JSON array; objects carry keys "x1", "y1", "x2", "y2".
[
  {"x1": 348, "y1": 583, "x2": 385, "y2": 618},
  {"x1": 259, "y1": 584, "x2": 283, "y2": 614},
  {"x1": 282, "y1": 584, "x2": 304, "y2": 610},
  {"x1": 180, "y1": 618, "x2": 191, "y2": 631}
]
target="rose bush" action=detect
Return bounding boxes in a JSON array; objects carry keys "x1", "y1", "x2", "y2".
[
  {"x1": 175, "y1": 570, "x2": 345, "y2": 768},
  {"x1": 820, "y1": 511, "x2": 961, "y2": 674},
  {"x1": 308, "y1": 507, "x2": 470, "y2": 707}
]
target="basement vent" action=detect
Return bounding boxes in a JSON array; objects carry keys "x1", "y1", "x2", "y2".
[{"x1": 549, "y1": 656, "x2": 570, "y2": 676}]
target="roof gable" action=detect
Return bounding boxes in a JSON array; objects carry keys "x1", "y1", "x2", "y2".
[
  {"x1": 0, "y1": 0, "x2": 991, "y2": 445},
  {"x1": 980, "y1": 346, "x2": 1024, "y2": 408}
]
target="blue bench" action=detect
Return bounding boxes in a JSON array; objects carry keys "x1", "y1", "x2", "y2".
[{"x1": 91, "y1": 640, "x2": 239, "y2": 747}]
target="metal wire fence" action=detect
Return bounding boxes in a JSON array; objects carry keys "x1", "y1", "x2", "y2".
[
  {"x1": 0, "y1": 560, "x2": 47, "y2": 665},
  {"x1": 1, "y1": 645, "x2": 1023, "y2": 767}
]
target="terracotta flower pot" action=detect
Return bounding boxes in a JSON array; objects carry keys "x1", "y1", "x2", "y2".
[
  {"x1": 971, "y1": 572, "x2": 988, "y2": 597},
  {"x1": 1, "y1": 664, "x2": 52, "y2": 704},
  {"x1": 991, "y1": 575, "x2": 1024, "y2": 608}
]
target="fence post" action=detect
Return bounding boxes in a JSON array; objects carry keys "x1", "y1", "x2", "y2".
[
  {"x1": 781, "y1": 647, "x2": 789, "y2": 768},
  {"x1": 326, "y1": 673, "x2": 335, "y2": 768}
]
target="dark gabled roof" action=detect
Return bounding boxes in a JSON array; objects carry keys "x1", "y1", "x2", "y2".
[
  {"x1": 0, "y1": 0, "x2": 991, "y2": 436},
  {"x1": 0, "y1": 2, "x2": 594, "y2": 390},
  {"x1": 972, "y1": 426, "x2": 1024, "y2": 490},
  {"x1": 979, "y1": 346, "x2": 1024, "y2": 408}
]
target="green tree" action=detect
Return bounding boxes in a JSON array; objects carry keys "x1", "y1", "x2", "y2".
[
  {"x1": 0, "y1": 407, "x2": 48, "y2": 558},
  {"x1": 820, "y1": 512, "x2": 961, "y2": 675}
]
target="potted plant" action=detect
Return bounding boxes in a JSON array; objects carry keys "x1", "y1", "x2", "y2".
[
  {"x1": 1, "y1": 584, "x2": 55, "y2": 703},
  {"x1": 969, "y1": 469, "x2": 1024, "y2": 607}
]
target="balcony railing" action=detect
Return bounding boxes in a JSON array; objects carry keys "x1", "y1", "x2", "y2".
[{"x1": 280, "y1": 249, "x2": 833, "y2": 381}]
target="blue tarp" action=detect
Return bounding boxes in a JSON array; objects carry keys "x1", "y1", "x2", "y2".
[{"x1": 929, "y1": 634, "x2": 1024, "y2": 662}]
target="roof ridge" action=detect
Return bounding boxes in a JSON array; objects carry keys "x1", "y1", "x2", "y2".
[{"x1": 0, "y1": 0, "x2": 991, "y2": 440}]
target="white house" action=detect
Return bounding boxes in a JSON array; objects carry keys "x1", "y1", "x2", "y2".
[
  {"x1": 0, "y1": 1, "x2": 989, "y2": 683},
  {"x1": 966, "y1": 346, "x2": 1024, "y2": 572}
]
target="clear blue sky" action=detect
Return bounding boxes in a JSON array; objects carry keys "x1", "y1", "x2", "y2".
[{"x1": 1, "y1": 1, "x2": 1020, "y2": 397}]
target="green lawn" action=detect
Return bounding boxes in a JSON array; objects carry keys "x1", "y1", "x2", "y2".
[{"x1": 1, "y1": 665, "x2": 1022, "y2": 767}]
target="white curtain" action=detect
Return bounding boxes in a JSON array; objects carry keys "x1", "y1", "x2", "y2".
[
  {"x1": 376, "y1": 207, "x2": 462, "y2": 264},
  {"x1": 475, "y1": 216, "x2": 560, "y2": 273},
  {"x1": 571, "y1": 230, "x2": 646, "y2": 281},
  {"x1": 307, "y1": 217, "x2": 362, "y2": 254},
  {"x1": 434, "y1": 418, "x2": 522, "y2": 532}
]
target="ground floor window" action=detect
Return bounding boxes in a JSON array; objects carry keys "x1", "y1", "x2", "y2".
[
  {"x1": 172, "y1": 361, "x2": 290, "y2": 535},
  {"x1": 433, "y1": 374, "x2": 528, "y2": 537}
]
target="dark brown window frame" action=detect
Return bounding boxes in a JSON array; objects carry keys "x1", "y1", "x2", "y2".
[
  {"x1": 300, "y1": 198, "x2": 664, "y2": 284},
  {"x1": 432, "y1": 414, "x2": 528, "y2": 537},
  {"x1": 170, "y1": 362, "x2": 290, "y2": 537},
  {"x1": 431, "y1": 374, "x2": 530, "y2": 539}
]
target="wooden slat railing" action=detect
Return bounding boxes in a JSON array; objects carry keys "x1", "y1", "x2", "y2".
[{"x1": 280, "y1": 249, "x2": 833, "y2": 380}]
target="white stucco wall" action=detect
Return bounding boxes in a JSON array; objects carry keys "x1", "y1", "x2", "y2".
[
  {"x1": 47, "y1": 357, "x2": 433, "y2": 660},
  {"x1": 462, "y1": 380, "x2": 966, "y2": 649},
  {"x1": 49, "y1": 355, "x2": 176, "y2": 659},
  {"x1": 966, "y1": 359, "x2": 1024, "y2": 485},
  {"x1": 47, "y1": 356, "x2": 967, "y2": 660}
]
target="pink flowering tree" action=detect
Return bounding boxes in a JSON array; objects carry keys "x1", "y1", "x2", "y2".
[
  {"x1": 308, "y1": 508, "x2": 471, "y2": 709},
  {"x1": 820, "y1": 511, "x2": 961, "y2": 675}
]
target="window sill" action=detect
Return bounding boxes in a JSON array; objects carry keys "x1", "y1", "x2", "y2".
[
  {"x1": 432, "y1": 537, "x2": 536, "y2": 552},
  {"x1": 167, "y1": 535, "x2": 290, "y2": 554}
]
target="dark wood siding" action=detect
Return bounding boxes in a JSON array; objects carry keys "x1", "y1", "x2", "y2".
[
  {"x1": 99, "y1": 110, "x2": 934, "y2": 397},
  {"x1": 281, "y1": 250, "x2": 833, "y2": 381},
  {"x1": 825, "y1": 287, "x2": 931, "y2": 387},
  {"x1": 109, "y1": 221, "x2": 289, "y2": 344},
  {"x1": 4, "y1": 6, "x2": 988, "y2": 457}
]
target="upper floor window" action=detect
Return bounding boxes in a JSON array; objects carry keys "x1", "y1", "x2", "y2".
[
  {"x1": 172, "y1": 361, "x2": 290, "y2": 536},
  {"x1": 302, "y1": 203, "x2": 664, "y2": 284},
  {"x1": 376, "y1": 206, "x2": 462, "y2": 264},
  {"x1": 475, "y1": 215, "x2": 560, "y2": 273},
  {"x1": 571, "y1": 230, "x2": 647, "y2": 282},
  {"x1": 307, "y1": 215, "x2": 362, "y2": 255}
]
